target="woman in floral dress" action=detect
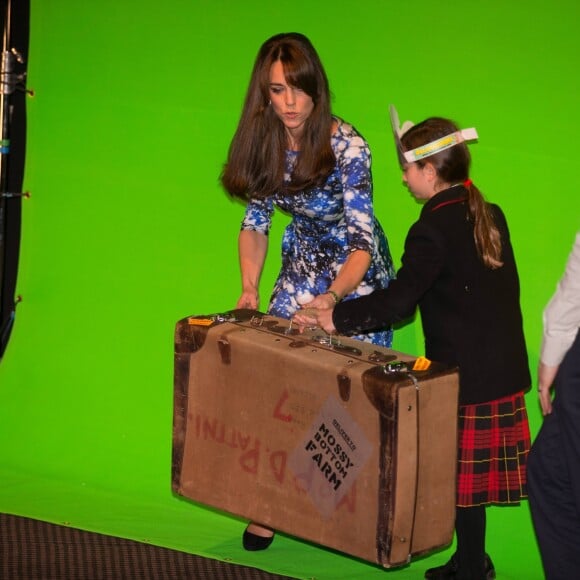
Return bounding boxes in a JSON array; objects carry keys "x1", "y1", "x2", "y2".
[
  {"x1": 220, "y1": 32, "x2": 395, "y2": 549},
  {"x1": 222, "y1": 32, "x2": 394, "y2": 347}
]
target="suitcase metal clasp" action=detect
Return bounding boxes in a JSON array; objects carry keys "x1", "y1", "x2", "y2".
[
  {"x1": 382, "y1": 361, "x2": 408, "y2": 373},
  {"x1": 311, "y1": 334, "x2": 362, "y2": 356}
]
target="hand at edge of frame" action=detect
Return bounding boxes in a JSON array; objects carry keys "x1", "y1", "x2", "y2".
[{"x1": 537, "y1": 362, "x2": 558, "y2": 416}]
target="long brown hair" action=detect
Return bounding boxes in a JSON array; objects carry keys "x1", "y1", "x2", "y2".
[
  {"x1": 401, "y1": 117, "x2": 503, "y2": 269},
  {"x1": 221, "y1": 33, "x2": 335, "y2": 200}
]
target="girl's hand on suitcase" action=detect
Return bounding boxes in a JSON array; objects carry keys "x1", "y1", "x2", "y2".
[
  {"x1": 293, "y1": 307, "x2": 337, "y2": 335},
  {"x1": 315, "y1": 306, "x2": 337, "y2": 335},
  {"x1": 293, "y1": 308, "x2": 318, "y2": 332}
]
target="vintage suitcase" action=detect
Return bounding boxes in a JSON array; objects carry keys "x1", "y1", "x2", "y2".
[{"x1": 172, "y1": 309, "x2": 459, "y2": 568}]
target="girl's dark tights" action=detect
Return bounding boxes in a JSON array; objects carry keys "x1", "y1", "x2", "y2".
[{"x1": 455, "y1": 505, "x2": 487, "y2": 580}]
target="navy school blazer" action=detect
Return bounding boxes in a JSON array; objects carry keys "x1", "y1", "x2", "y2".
[{"x1": 333, "y1": 185, "x2": 531, "y2": 405}]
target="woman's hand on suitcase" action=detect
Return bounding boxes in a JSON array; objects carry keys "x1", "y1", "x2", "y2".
[
  {"x1": 301, "y1": 292, "x2": 336, "y2": 310},
  {"x1": 236, "y1": 289, "x2": 259, "y2": 310}
]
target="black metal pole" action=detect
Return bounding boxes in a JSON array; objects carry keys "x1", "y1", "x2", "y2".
[
  {"x1": 0, "y1": 0, "x2": 29, "y2": 358},
  {"x1": 0, "y1": 0, "x2": 12, "y2": 288}
]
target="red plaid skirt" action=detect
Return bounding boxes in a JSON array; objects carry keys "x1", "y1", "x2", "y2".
[{"x1": 456, "y1": 391, "x2": 531, "y2": 507}]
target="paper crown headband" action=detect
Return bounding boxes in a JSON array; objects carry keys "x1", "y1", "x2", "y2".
[{"x1": 389, "y1": 105, "x2": 478, "y2": 163}]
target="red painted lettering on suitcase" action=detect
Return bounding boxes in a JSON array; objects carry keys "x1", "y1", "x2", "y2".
[
  {"x1": 197, "y1": 414, "x2": 253, "y2": 450},
  {"x1": 240, "y1": 443, "x2": 260, "y2": 474},
  {"x1": 191, "y1": 412, "x2": 292, "y2": 482},
  {"x1": 192, "y1": 412, "x2": 261, "y2": 473},
  {"x1": 336, "y1": 482, "x2": 357, "y2": 513},
  {"x1": 269, "y1": 450, "x2": 287, "y2": 484},
  {"x1": 273, "y1": 389, "x2": 292, "y2": 422}
]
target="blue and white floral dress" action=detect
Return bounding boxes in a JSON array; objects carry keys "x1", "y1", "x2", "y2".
[{"x1": 241, "y1": 118, "x2": 395, "y2": 347}]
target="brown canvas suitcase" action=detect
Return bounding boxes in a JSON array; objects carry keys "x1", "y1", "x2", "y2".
[{"x1": 172, "y1": 309, "x2": 459, "y2": 567}]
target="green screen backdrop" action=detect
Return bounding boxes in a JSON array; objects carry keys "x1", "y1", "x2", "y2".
[{"x1": 0, "y1": 1, "x2": 578, "y2": 578}]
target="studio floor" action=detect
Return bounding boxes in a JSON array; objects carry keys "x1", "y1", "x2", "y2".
[{"x1": 0, "y1": 467, "x2": 544, "y2": 579}]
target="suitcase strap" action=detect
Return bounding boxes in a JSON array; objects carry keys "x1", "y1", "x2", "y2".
[{"x1": 376, "y1": 373, "x2": 420, "y2": 566}]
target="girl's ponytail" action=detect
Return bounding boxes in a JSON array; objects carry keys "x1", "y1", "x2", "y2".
[{"x1": 464, "y1": 180, "x2": 503, "y2": 269}]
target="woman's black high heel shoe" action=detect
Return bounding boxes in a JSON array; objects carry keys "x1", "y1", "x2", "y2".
[{"x1": 242, "y1": 525, "x2": 275, "y2": 551}]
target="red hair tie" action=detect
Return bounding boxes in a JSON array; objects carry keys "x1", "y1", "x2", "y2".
[{"x1": 464, "y1": 178, "x2": 473, "y2": 187}]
